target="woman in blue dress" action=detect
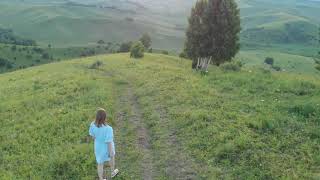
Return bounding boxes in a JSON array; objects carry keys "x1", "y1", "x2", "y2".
[{"x1": 89, "y1": 108, "x2": 119, "y2": 179}]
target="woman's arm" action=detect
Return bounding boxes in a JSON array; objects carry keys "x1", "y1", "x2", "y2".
[{"x1": 108, "y1": 142, "x2": 114, "y2": 157}]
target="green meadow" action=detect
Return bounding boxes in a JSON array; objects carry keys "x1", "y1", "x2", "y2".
[
  {"x1": 1, "y1": 53, "x2": 319, "y2": 179},
  {"x1": 237, "y1": 50, "x2": 320, "y2": 75}
]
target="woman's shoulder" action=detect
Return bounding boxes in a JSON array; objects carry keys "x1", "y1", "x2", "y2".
[
  {"x1": 90, "y1": 121, "x2": 96, "y2": 127},
  {"x1": 105, "y1": 124, "x2": 113, "y2": 130}
]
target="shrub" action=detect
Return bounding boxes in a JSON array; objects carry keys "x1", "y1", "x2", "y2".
[
  {"x1": 264, "y1": 57, "x2": 274, "y2": 65},
  {"x1": 0, "y1": 58, "x2": 13, "y2": 69},
  {"x1": 89, "y1": 60, "x2": 103, "y2": 69},
  {"x1": 316, "y1": 64, "x2": 320, "y2": 71},
  {"x1": 162, "y1": 50, "x2": 169, "y2": 55},
  {"x1": 179, "y1": 52, "x2": 187, "y2": 58},
  {"x1": 119, "y1": 41, "x2": 133, "y2": 53},
  {"x1": 42, "y1": 52, "x2": 50, "y2": 59},
  {"x1": 97, "y1": 40, "x2": 105, "y2": 44},
  {"x1": 6, "y1": 62, "x2": 13, "y2": 69},
  {"x1": 220, "y1": 61, "x2": 241, "y2": 72},
  {"x1": 33, "y1": 47, "x2": 44, "y2": 54},
  {"x1": 130, "y1": 41, "x2": 144, "y2": 58}
]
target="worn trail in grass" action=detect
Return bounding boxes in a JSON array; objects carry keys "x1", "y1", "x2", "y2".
[
  {"x1": 113, "y1": 81, "x2": 154, "y2": 179},
  {"x1": 111, "y1": 68, "x2": 199, "y2": 179}
]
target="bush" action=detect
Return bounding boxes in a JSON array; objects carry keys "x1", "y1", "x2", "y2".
[
  {"x1": 179, "y1": 52, "x2": 187, "y2": 58},
  {"x1": 89, "y1": 60, "x2": 103, "y2": 69},
  {"x1": 42, "y1": 52, "x2": 50, "y2": 59},
  {"x1": 264, "y1": 57, "x2": 274, "y2": 65},
  {"x1": 0, "y1": 58, "x2": 14, "y2": 69},
  {"x1": 119, "y1": 41, "x2": 133, "y2": 53},
  {"x1": 130, "y1": 41, "x2": 144, "y2": 58},
  {"x1": 33, "y1": 47, "x2": 44, "y2": 54},
  {"x1": 220, "y1": 61, "x2": 242, "y2": 72},
  {"x1": 162, "y1": 50, "x2": 169, "y2": 55},
  {"x1": 316, "y1": 64, "x2": 320, "y2": 71},
  {"x1": 97, "y1": 40, "x2": 105, "y2": 44}
]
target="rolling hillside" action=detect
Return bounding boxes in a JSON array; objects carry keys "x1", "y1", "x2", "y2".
[
  {"x1": 1, "y1": 53, "x2": 319, "y2": 179},
  {"x1": 0, "y1": 0, "x2": 319, "y2": 54},
  {"x1": 0, "y1": 42, "x2": 118, "y2": 73},
  {"x1": 237, "y1": 50, "x2": 320, "y2": 75}
]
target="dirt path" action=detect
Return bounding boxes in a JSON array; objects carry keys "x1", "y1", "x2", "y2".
[
  {"x1": 114, "y1": 81, "x2": 198, "y2": 179},
  {"x1": 116, "y1": 85, "x2": 154, "y2": 180}
]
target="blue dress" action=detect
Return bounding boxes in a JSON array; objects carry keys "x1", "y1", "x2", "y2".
[{"x1": 89, "y1": 122, "x2": 115, "y2": 164}]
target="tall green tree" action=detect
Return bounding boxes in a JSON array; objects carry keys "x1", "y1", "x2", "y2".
[
  {"x1": 119, "y1": 41, "x2": 133, "y2": 53},
  {"x1": 185, "y1": 0, "x2": 241, "y2": 68},
  {"x1": 140, "y1": 33, "x2": 152, "y2": 49},
  {"x1": 185, "y1": 0, "x2": 208, "y2": 68},
  {"x1": 130, "y1": 41, "x2": 145, "y2": 58}
]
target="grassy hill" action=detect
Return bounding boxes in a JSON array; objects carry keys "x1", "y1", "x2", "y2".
[
  {"x1": 237, "y1": 50, "x2": 320, "y2": 75},
  {"x1": 1, "y1": 53, "x2": 319, "y2": 179},
  {"x1": 0, "y1": 1, "x2": 185, "y2": 50}
]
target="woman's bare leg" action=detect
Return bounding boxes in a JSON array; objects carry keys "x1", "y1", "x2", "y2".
[
  {"x1": 97, "y1": 164, "x2": 104, "y2": 180},
  {"x1": 109, "y1": 156, "x2": 115, "y2": 173}
]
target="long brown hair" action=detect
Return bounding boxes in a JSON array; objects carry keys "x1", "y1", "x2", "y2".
[{"x1": 95, "y1": 108, "x2": 107, "y2": 128}]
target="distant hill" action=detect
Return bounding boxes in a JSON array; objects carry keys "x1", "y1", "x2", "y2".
[
  {"x1": 0, "y1": 0, "x2": 319, "y2": 54},
  {"x1": 0, "y1": 0, "x2": 320, "y2": 50}
]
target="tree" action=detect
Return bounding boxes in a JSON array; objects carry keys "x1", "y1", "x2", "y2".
[
  {"x1": 185, "y1": 0, "x2": 241, "y2": 68},
  {"x1": 264, "y1": 57, "x2": 274, "y2": 66},
  {"x1": 179, "y1": 52, "x2": 187, "y2": 59},
  {"x1": 185, "y1": 0, "x2": 208, "y2": 68},
  {"x1": 97, "y1": 40, "x2": 105, "y2": 44},
  {"x1": 140, "y1": 33, "x2": 152, "y2": 49},
  {"x1": 130, "y1": 41, "x2": 144, "y2": 58},
  {"x1": 119, "y1": 41, "x2": 133, "y2": 53},
  {"x1": 42, "y1": 52, "x2": 50, "y2": 59}
]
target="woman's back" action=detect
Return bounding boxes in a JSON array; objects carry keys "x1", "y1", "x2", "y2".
[{"x1": 89, "y1": 122, "x2": 113, "y2": 143}]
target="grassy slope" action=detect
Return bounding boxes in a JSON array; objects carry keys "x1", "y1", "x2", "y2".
[
  {"x1": 0, "y1": 43, "x2": 116, "y2": 73},
  {"x1": 0, "y1": 53, "x2": 319, "y2": 179},
  {"x1": 237, "y1": 50, "x2": 320, "y2": 75}
]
